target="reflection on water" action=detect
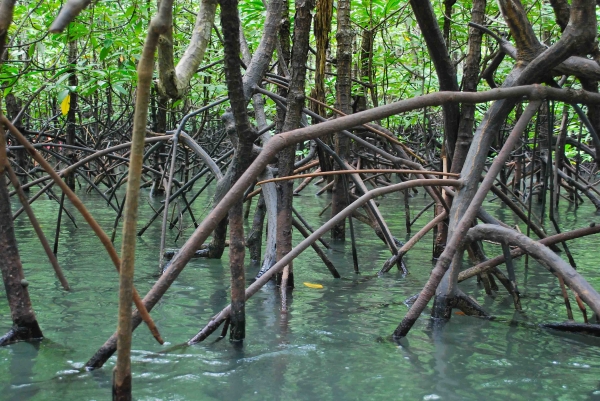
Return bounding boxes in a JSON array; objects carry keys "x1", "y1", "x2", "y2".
[
  {"x1": 1, "y1": 185, "x2": 600, "y2": 400},
  {"x1": 3, "y1": 342, "x2": 40, "y2": 401}
]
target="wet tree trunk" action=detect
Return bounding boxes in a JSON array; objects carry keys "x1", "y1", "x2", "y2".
[
  {"x1": 218, "y1": 0, "x2": 258, "y2": 341},
  {"x1": 276, "y1": 0, "x2": 315, "y2": 294},
  {"x1": 331, "y1": 0, "x2": 352, "y2": 240},
  {"x1": 0, "y1": 124, "x2": 43, "y2": 346}
]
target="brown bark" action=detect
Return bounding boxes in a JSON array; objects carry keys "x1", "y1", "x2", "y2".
[
  {"x1": 276, "y1": 0, "x2": 315, "y2": 291},
  {"x1": 5, "y1": 163, "x2": 69, "y2": 290},
  {"x1": 276, "y1": 0, "x2": 291, "y2": 133},
  {"x1": 4, "y1": 94, "x2": 27, "y2": 188},
  {"x1": 218, "y1": 0, "x2": 258, "y2": 341},
  {"x1": 459, "y1": 223, "x2": 600, "y2": 282},
  {"x1": 157, "y1": 0, "x2": 217, "y2": 99},
  {"x1": 443, "y1": 0, "x2": 456, "y2": 48},
  {"x1": 312, "y1": 0, "x2": 333, "y2": 118},
  {"x1": 151, "y1": 94, "x2": 168, "y2": 196},
  {"x1": 246, "y1": 194, "x2": 266, "y2": 262},
  {"x1": 0, "y1": 0, "x2": 43, "y2": 345},
  {"x1": 465, "y1": 225, "x2": 600, "y2": 317},
  {"x1": 409, "y1": 0, "x2": 460, "y2": 159},
  {"x1": 331, "y1": 0, "x2": 352, "y2": 240},
  {"x1": 549, "y1": 0, "x2": 570, "y2": 31},
  {"x1": 0, "y1": 123, "x2": 43, "y2": 346},
  {"x1": 310, "y1": 1, "x2": 334, "y2": 182},
  {"x1": 65, "y1": 38, "x2": 78, "y2": 190},
  {"x1": 113, "y1": 0, "x2": 173, "y2": 397},
  {"x1": 242, "y1": 0, "x2": 284, "y2": 100},
  {"x1": 450, "y1": 0, "x2": 486, "y2": 173},
  {"x1": 498, "y1": 0, "x2": 545, "y2": 61},
  {"x1": 354, "y1": 28, "x2": 375, "y2": 114}
]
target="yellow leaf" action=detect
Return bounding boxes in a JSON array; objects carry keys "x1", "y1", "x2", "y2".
[
  {"x1": 303, "y1": 282, "x2": 323, "y2": 289},
  {"x1": 61, "y1": 94, "x2": 70, "y2": 116}
]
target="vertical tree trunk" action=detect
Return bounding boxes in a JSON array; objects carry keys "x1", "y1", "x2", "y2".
[
  {"x1": 409, "y1": 0, "x2": 459, "y2": 160},
  {"x1": 311, "y1": 0, "x2": 334, "y2": 178},
  {"x1": 0, "y1": 123, "x2": 43, "y2": 346},
  {"x1": 355, "y1": 28, "x2": 374, "y2": 114},
  {"x1": 113, "y1": 0, "x2": 173, "y2": 397},
  {"x1": 218, "y1": 0, "x2": 258, "y2": 341},
  {"x1": 276, "y1": 0, "x2": 291, "y2": 131},
  {"x1": 4, "y1": 93, "x2": 28, "y2": 189},
  {"x1": 66, "y1": 38, "x2": 78, "y2": 190},
  {"x1": 276, "y1": 0, "x2": 315, "y2": 294},
  {"x1": 330, "y1": 0, "x2": 352, "y2": 240},
  {"x1": 151, "y1": 93, "x2": 168, "y2": 196},
  {"x1": 443, "y1": 0, "x2": 457, "y2": 48},
  {"x1": 247, "y1": 194, "x2": 266, "y2": 262},
  {"x1": 409, "y1": 0, "x2": 460, "y2": 256},
  {"x1": 0, "y1": 0, "x2": 42, "y2": 347},
  {"x1": 312, "y1": 0, "x2": 333, "y2": 118},
  {"x1": 450, "y1": 0, "x2": 486, "y2": 173}
]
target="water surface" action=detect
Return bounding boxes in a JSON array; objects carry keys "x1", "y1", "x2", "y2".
[{"x1": 2, "y1": 183, "x2": 600, "y2": 400}]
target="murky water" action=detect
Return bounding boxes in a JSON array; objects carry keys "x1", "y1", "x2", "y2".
[{"x1": 2, "y1": 181, "x2": 600, "y2": 400}]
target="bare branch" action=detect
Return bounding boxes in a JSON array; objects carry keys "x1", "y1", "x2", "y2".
[{"x1": 49, "y1": 0, "x2": 92, "y2": 33}]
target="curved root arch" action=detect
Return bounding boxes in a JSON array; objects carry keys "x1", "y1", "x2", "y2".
[{"x1": 465, "y1": 224, "x2": 600, "y2": 317}]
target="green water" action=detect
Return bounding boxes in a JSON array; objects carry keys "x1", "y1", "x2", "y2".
[{"x1": 2, "y1": 183, "x2": 600, "y2": 400}]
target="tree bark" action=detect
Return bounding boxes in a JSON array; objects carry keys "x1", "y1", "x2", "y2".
[
  {"x1": 331, "y1": 0, "x2": 352, "y2": 240},
  {"x1": 312, "y1": 0, "x2": 333, "y2": 118},
  {"x1": 65, "y1": 38, "x2": 78, "y2": 190},
  {"x1": 157, "y1": 0, "x2": 216, "y2": 99},
  {"x1": 113, "y1": 0, "x2": 173, "y2": 398},
  {"x1": 409, "y1": 0, "x2": 460, "y2": 160},
  {"x1": 0, "y1": 123, "x2": 43, "y2": 346},
  {"x1": 218, "y1": 0, "x2": 258, "y2": 341},
  {"x1": 450, "y1": 0, "x2": 486, "y2": 173},
  {"x1": 276, "y1": 0, "x2": 315, "y2": 292}
]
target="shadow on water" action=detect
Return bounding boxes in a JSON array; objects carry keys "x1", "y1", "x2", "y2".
[{"x1": 3, "y1": 341, "x2": 41, "y2": 401}]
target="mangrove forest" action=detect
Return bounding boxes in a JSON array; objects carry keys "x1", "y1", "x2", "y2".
[{"x1": 1, "y1": 0, "x2": 600, "y2": 398}]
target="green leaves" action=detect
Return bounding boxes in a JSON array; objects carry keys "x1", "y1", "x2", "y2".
[
  {"x1": 1, "y1": 0, "x2": 587, "y2": 146},
  {"x1": 113, "y1": 84, "x2": 128, "y2": 96},
  {"x1": 57, "y1": 88, "x2": 69, "y2": 102},
  {"x1": 99, "y1": 47, "x2": 110, "y2": 61},
  {"x1": 383, "y1": 0, "x2": 401, "y2": 16}
]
